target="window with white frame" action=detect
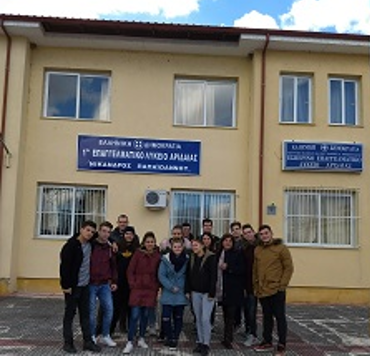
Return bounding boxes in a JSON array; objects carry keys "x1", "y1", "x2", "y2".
[
  {"x1": 170, "y1": 190, "x2": 235, "y2": 237},
  {"x1": 174, "y1": 79, "x2": 236, "y2": 127},
  {"x1": 36, "y1": 185, "x2": 106, "y2": 239},
  {"x1": 329, "y1": 78, "x2": 358, "y2": 126},
  {"x1": 44, "y1": 71, "x2": 110, "y2": 120},
  {"x1": 284, "y1": 188, "x2": 358, "y2": 247},
  {"x1": 280, "y1": 75, "x2": 311, "y2": 124}
]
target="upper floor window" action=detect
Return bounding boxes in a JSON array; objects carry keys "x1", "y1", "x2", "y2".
[
  {"x1": 43, "y1": 71, "x2": 110, "y2": 120},
  {"x1": 284, "y1": 187, "x2": 358, "y2": 247},
  {"x1": 36, "y1": 184, "x2": 106, "y2": 239},
  {"x1": 329, "y1": 78, "x2": 358, "y2": 126},
  {"x1": 280, "y1": 75, "x2": 311, "y2": 124},
  {"x1": 174, "y1": 79, "x2": 236, "y2": 127}
]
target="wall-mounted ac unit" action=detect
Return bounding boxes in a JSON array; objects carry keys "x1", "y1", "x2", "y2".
[{"x1": 144, "y1": 190, "x2": 167, "y2": 209}]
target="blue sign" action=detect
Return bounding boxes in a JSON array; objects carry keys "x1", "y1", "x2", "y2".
[
  {"x1": 77, "y1": 135, "x2": 201, "y2": 175},
  {"x1": 282, "y1": 141, "x2": 363, "y2": 172}
]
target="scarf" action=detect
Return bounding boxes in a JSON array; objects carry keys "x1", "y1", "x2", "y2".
[{"x1": 169, "y1": 251, "x2": 187, "y2": 272}]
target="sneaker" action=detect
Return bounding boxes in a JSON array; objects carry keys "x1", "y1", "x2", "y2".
[
  {"x1": 254, "y1": 341, "x2": 274, "y2": 352},
  {"x1": 123, "y1": 341, "x2": 133, "y2": 354},
  {"x1": 63, "y1": 342, "x2": 77, "y2": 353},
  {"x1": 138, "y1": 337, "x2": 149, "y2": 349},
  {"x1": 275, "y1": 344, "x2": 286, "y2": 356},
  {"x1": 83, "y1": 341, "x2": 102, "y2": 352},
  {"x1": 168, "y1": 340, "x2": 178, "y2": 350},
  {"x1": 193, "y1": 343, "x2": 203, "y2": 354},
  {"x1": 91, "y1": 335, "x2": 97, "y2": 344},
  {"x1": 101, "y1": 335, "x2": 117, "y2": 347},
  {"x1": 201, "y1": 344, "x2": 210, "y2": 356},
  {"x1": 244, "y1": 334, "x2": 259, "y2": 347}
]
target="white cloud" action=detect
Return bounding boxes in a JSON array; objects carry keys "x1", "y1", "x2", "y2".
[
  {"x1": 280, "y1": 0, "x2": 370, "y2": 33},
  {"x1": 0, "y1": 0, "x2": 200, "y2": 19},
  {"x1": 234, "y1": 10, "x2": 279, "y2": 29}
]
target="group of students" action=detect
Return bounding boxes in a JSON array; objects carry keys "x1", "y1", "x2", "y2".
[{"x1": 59, "y1": 215, "x2": 294, "y2": 356}]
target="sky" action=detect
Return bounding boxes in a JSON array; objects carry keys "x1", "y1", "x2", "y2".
[{"x1": 0, "y1": 0, "x2": 370, "y2": 34}]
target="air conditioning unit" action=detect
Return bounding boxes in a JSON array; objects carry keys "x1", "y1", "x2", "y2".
[{"x1": 144, "y1": 190, "x2": 168, "y2": 209}]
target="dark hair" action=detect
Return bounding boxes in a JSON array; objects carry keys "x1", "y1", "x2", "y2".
[
  {"x1": 172, "y1": 224, "x2": 183, "y2": 231},
  {"x1": 141, "y1": 231, "x2": 157, "y2": 246},
  {"x1": 123, "y1": 226, "x2": 136, "y2": 235},
  {"x1": 182, "y1": 222, "x2": 191, "y2": 228},
  {"x1": 202, "y1": 218, "x2": 213, "y2": 226},
  {"x1": 170, "y1": 237, "x2": 184, "y2": 246},
  {"x1": 230, "y1": 221, "x2": 241, "y2": 230},
  {"x1": 258, "y1": 224, "x2": 272, "y2": 232},
  {"x1": 242, "y1": 223, "x2": 254, "y2": 231},
  {"x1": 201, "y1": 232, "x2": 216, "y2": 252},
  {"x1": 81, "y1": 220, "x2": 97, "y2": 230},
  {"x1": 220, "y1": 233, "x2": 234, "y2": 248},
  {"x1": 99, "y1": 221, "x2": 113, "y2": 230},
  {"x1": 117, "y1": 214, "x2": 128, "y2": 220}
]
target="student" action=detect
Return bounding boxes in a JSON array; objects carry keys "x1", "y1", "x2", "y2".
[
  {"x1": 201, "y1": 218, "x2": 220, "y2": 248},
  {"x1": 110, "y1": 226, "x2": 139, "y2": 334},
  {"x1": 59, "y1": 220, "x2": 101, "y2": 354},
  {"x1": 89, "y1": 221, "x2": 117, "y2": 347},
  {"x1": 123, "y1": 232, "x2": 161, "y2": 354},
  {"x1": 216, "y1": 234, "x2": 246, "y2": 349},
  {"x1": 182, "y1": 222, "x2": 195, "y2": 241},
  {"x1": 186, "y1": 238, "x2": 217, "y2": 356},
  {"x1": 242, "y1": 224, "x2": 259, "y2": 347},
  {"x1": 158, "y1": 238, "x2": 189, "y2": 350},
  {"x1": 160, "y1": 225, "x2": 191, "y2": 254},
  {"x1": 201, "y1": 232, "x2": 217, "y2": 253},
  {"x1": 253, "y1": 225, "x2": 294, "y2": 356}
]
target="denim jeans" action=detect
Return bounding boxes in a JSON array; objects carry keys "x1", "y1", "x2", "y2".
[
  {"x1": 89, "y1": 284, "x2": 113, "y2": 337},
  {"x1": 162, "y1": 305, "x2": 185, "y2": 342},
  {"x1": 128, "y1": 306, "x2": 149, "y2": 342},
  {"x1": 148, "y1": 306, "x2": 156, "y2": 328},
  {"x1": 244, "y1": 293, "x2": 258, "y2": 337},
  {"x1": 63, "y1": 286, "x2": 91, "y2": 344},
  {"x1": 259, "y1": 291, "x2": 287, "y2": 346},
  {"x1": 191, "y1": 292, "x2": 215, "y2": 346}
]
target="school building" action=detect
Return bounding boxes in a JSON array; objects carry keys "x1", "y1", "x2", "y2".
[{"x1": 0, "y1": 14, "x2": 370, "y2": 303}]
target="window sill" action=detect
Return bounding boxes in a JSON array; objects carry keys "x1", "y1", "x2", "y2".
[
  {"x1": 173, "y1": 124, "x2": 237, "y2": 130},
  {"x1": 41, "y1": 117, "x2": 111, "y2": 123},
  {"x1": 279, "y1": 122, "x2": 314, "y2": 126},
  {"x1": 287, "y1": 244, "x2": 359, "y2": 250},
  {"x1": 328, "y1": 124, "x2": 363, "y2": 128}
]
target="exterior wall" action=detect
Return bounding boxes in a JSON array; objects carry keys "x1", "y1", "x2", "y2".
[
  {"x1": 16, "y1": 47, "x2": 252, "y2": 281},
  {"x1": 0, "y1": 36, "x2": 30, "y2": 293},
  {"x1": 262, "y1": 50, "x2": 370, "y2": 291}
]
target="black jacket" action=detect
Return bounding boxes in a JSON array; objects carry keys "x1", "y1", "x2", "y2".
[
  {"x1": 186, "y1": 251, "x2": 217, "y2": 298},
  {"x1": 217, "y1": 248, "x2": 246, "y2": 306},
  {"x1": 59, "y1": 234, "x2": 89, "y2": 290}
]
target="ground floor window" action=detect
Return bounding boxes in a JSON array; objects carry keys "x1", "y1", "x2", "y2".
[
  {"x1": 36, "y1": 184, "x2": 106, "y2": 239},
  {"x1": 284, "y1": 187, "x2": 359, "y2": 247},
  {"x1": 170, "y1": 190, "x2": 235, "y2": 238}
]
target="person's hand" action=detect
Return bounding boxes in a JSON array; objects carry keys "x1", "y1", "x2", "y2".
[
  {"x1": 172, "y1": 286, "x2": 179, "y2": 293},
  {"x1": 111, "y1": 284, "x2": 118, "y2": 292},
  {"x1": 62, "y1": 288, "x2": 72, "y2": 294},
  {"x1": 220, "y1": 262, "x2": 227, "y2": 270},
  {"x1": 112, "y1": 242, "x2": 119, "y2": 253},
  {"x1": 185, "y1": 293, "x2": 191, "y2": 300}
]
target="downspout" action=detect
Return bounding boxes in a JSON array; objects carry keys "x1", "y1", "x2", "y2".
[
  {"x1": 0, "y1": 19, "x2": 12, "y2": 196},
  {"x1": 258, "y1": 33, "x2": 270, "y2": 227}
]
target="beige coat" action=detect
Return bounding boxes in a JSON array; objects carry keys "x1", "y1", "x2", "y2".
[{"x1": 253, "y1": 239, "x2": 293, "y2": 298}]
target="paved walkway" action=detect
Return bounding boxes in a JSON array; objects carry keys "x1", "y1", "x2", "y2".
[{"x1": 0, "y1": 295, "x2": 369, "y2": 355}]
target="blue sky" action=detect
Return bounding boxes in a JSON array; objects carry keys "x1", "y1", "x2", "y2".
[{"x1": 1, "y1": 0, "x2": 369, "y2": 34}]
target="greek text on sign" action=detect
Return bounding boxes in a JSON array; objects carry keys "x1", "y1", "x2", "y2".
[
  {"x1": 77, "y1": 135, "x2": 201, "y2": 175},
  {"x1": 282, "y1": 141, "x2": 363, "y2": 172}
]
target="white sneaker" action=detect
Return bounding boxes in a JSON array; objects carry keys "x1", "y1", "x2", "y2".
[
  {"x1": 138, "y1": 337, "x2": 148, "y2": 349},
  {"x1": 101, "y1": 335, "x2": 117, "y2": 347},
  {"x1": 91, "y1": 335, "x2": 97, "y2": 344},
  {"x1": 244, "y1": 334, "x2": 259, "y2": 347},
  {"x1": 123, "y1": 341, "x2": 133, "y2": 354}
]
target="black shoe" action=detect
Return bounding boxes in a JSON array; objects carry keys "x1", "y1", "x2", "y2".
[
  {"x1": 168, "y1": 340, "x2": 178, "y2": 350},
  {"x1": 201, "y1": 344, "x2": 210, "y2": 356},
  {"x1": 83, "y1": 341, "x2": 102, "y2": 352},
  {"x1": 221, "y1": 340, "x2": 233, "y2": 349},
  {"x1": 193, "y1": 343, "x2": 203, "y2": 354},
  {"x1": 63, "y1": 343, "x2": 77, "y2": 354}
]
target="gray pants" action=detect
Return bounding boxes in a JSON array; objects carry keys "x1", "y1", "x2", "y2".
[{"x1": 191, "y1": 292, "x2": 215, "y2": 346}]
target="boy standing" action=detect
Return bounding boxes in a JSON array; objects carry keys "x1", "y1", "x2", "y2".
[{"x1": 59, "y1": 220, "x2": 101, "y2": 354}]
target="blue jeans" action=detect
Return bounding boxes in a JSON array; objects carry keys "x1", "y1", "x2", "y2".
[
  {"x1": 128, "y1": 306, "x2": 149, "y2": 342},
  {"x1": 191, "y1": 292, "x2": 215, "y2": 346},
  {"x1": 148, "y1": 306, "x2": 156, "y2": 328},
  {"x1": 89, "y1": 284, "x2": 113, "y2": 337},
  {"x1": 162, "y1": 305, "x2": 185, "y2": 342}
]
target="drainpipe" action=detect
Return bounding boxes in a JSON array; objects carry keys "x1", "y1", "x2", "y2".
[
  {"x1": 258, "y1": 33, "x2": 270, "y2": 227},
  {"x1": 0, "y1": 19, "x2": 12, "y2": 196}
]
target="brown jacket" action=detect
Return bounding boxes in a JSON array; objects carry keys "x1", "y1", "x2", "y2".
[{"x1": 253, "y1": 239, "x2": 293, "y2": 298}]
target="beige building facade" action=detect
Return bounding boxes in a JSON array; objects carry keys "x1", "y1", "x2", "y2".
[{"x1": 0, "y1": 15, "x2": 370, "y2": 303}]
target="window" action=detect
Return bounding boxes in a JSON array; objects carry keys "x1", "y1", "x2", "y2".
[
  {"x1": 174, "y1": 79, "x2": 236, "y2": 127},
  {"x1": 36, "y1": 185, "x2": 106, "y2": 239},
  {"x1": 329, "y1": 78, "x2": 358, "y2": 125},
  {"x1": 280, "y1": 75, "x2": 311, "y2": 123},
  {"x1": 44, "y1": 71, "x2": 110, "y2": 120},
  {"x1": 284, "y1": 188, "x2": 358, "y2": 247},
  {"x1": 170, "y1": 190, "x2": 235, "y2": 237}
]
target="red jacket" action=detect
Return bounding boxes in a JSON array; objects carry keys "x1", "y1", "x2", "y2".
[
  {"x1": 90, "y1": 240, "x2": 117, "y2": 285},
  {"x1": 127, "y1": 248, "x2": 161, "y2": 307}
]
